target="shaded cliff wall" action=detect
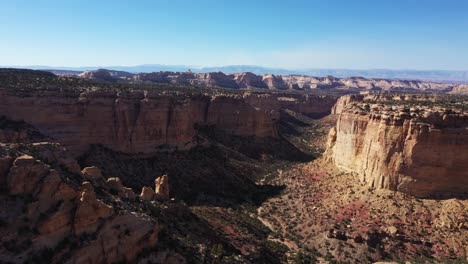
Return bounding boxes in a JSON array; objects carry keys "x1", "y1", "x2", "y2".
[{"x1": 243, "y1": 92, "x2": 337, "y2": 118}]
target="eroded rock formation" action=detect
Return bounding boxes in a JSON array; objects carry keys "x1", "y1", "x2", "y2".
[
  {"x1": 0, "y1": 89, "x2": 279, "y2": 156},
  {"x1": 155, "y1": 175, "x2": 170, "y2": 201},
  {"x1": 326, "y1": 94, "x2": 468, "y2": 197},
  {"x1": 0, "y1": 143, "x2": 160, "y2": 263}
]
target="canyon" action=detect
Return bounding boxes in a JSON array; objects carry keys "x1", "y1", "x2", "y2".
[
  {"x1": 0, "y1": 88, "x2": 335, "y2": 157},
  {"x1": 0, "y1": 68, "x2": 467, "y2": 263}
]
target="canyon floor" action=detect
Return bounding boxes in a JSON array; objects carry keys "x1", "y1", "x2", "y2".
[{"x1": 189, "y1": 111, "x2": 468, "y2": 263}]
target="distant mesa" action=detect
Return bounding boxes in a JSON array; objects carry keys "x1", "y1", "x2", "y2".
[
  {"x1": 79, "y1": 69, "x2": 134, "y2": 82},
  {"x1": 234, "y1": 72, "x2": 268, "y2": 89},
  {"x1": 66, "y1": 68, "x2": 466, "y2": 93},
  {"x1": 8, "y1": 64, "x2": 468, "y2": 81}
]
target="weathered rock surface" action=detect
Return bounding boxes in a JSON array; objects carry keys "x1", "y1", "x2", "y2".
[
  {"x1": 234, "y1": 72, "x2": 268, "y2": 89},
  {"x1": 243, "y1": 92, "x2": 337, "y2": 118},
  {"x1": 71, "y1": 214, "x2": 159, "y2": 264},
  {"x1": 74, "y1": 182, "x2": 113, "y2": 235},
  {"x1": 331, "y1": 94, "x2": 364, "y2": 114},
  {"x1": 207, "y1": 96, "x2": 278, "y2": 138},
  {"x1": 155, "y1": 175, "x2": 170, "y2": 201},
  {"x1": 7, "y1": 155, "x2": 49, "y2": 195},
  {"x1": 106, "y1": 177, "x2": 124, "y2": 192},
  {"x1": 0, "y1": 143, "x2": 160, "y2": 263},
  {"x1": 141, "y1": 186, "x2": 155, "y2": 201},
  {"x1": 262, "y1": 74, "x2": 288, "y2": 90},
  {"x1": 326, "y1": 94, "x2": 468, "y2": 197},
  {"x1": 0, "y1": 89, "x2": 280, "y2": 155}
]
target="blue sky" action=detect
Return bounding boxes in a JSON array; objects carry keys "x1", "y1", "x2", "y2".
[{"x1": 1, "y1": 0, "x2": 468, "y2": 70}]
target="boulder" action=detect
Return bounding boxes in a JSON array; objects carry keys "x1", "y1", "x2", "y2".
[
  {"x1": 82, "y1": 166, "x2": 105, "y2": 181},
  {"x1": 140, "y1": 186, "x2": 155, "y2": 201},
  {"x1": 155, "y1": 175, "x2": 170, "y2": 201},
  {"x1": 7, "y1": 155, "x2": 49, "y2": 195},
  {"x1": 120, "y1": 187, "x2": 136, "y2": 201},
  {"x1": 106, "y1": 177, "x2": 124, "y2": 193}
]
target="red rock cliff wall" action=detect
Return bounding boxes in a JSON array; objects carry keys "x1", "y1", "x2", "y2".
[
  {"x1": 326, "y1": 103, "x2": 468, "y2": 198},
  {"x1": 0, "y1": 89, "x2": 278, "y2": 155}
]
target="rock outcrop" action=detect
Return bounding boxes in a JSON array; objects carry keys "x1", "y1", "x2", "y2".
[
  {"x1": 234, "y1": 72, "x2": 268, "y2": 89},
  {"x1": 155, "y1": 175, "x2": 170, "y2": 201},
  {"x1": 141, "y1": 186, "x2": 155, "y2": 201},
  {"x1": 0, "y1": 143, "x2": 160, "y2": 263},
  {"x1": 79, "y1": 69, "x2": 134, "y2": 82},
  {"x1": 7, "y1": 155, "x2": 49, "y2": 195},
  {"x1": 243, "y1": 92, "x2": 337, "y2": 118},
  {"x1": 450, "y1": 84, "x2": 468, "y2": 95},
  {"x1": 326, "y1": 94, "x2": 468, "y2": 198},
  {"x1": 207, "y1": 96, "x2": 278, "y2": 138},
  {"x1": 194, "y1": 72, "x2": 240, "y2": 88},
  {"x1": 74, "y1": 182, "x2": 113, "y2": 235},
  {"x1": 331, "y1": 94, "x2": 364, "y2": 114},
  {"x1": 262, "y1": 74, "x2": 287, "y2": 90},
  {"x1": 2, "y1": 68, "x2": 460, "y2": 92}
]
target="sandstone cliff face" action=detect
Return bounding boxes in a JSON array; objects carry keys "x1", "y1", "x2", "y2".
[
  {"x1": 326, "y1": 95, "x2": 468, "y2": 198},
  {"x1": 207, "y1": 96, "x2": 278, "y2": 138},
  {"x1": 330, "y1": 94, "x2": 364, "y2": 114},
  {"x1": 0, "y1": 89, "x2": 278, "y2": 155},
  {"x1": 242, "y1": 92, "x2": 337, "y2": 119}
]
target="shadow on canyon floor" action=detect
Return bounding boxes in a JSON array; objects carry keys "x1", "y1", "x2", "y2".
[{"x1": 78, "y1": 122, "x2": 318, "y2": 207}]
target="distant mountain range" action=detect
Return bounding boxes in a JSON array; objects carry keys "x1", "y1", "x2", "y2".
[{"x1": 3, "y1": 64, "x2": 468, "y2": 82}]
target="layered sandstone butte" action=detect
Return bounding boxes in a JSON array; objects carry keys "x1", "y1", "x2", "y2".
[
  {"x1": 0, "y1": 87, "x2": 278, "y2": 156},
  {"x1": 326, "y1": 94, "x2": 468, "y2": 198},
  {"x1": 233, "y1": 72, "x2": 268, "y2": 89}
]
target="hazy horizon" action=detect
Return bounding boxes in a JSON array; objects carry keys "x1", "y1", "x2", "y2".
[{"x1": 4, "y1": 63, "x2": 468, "y2": 72}]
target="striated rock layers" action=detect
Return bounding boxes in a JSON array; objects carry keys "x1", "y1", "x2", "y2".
[
  {"x1": 77, "y1": 69, "x2": 459, "y2": 92},
  {"x1": 326, "y1": 95, "x2": 468, "y2": 198},
  {"x1": 0, "y1": 89, "x2": 278, "y2": 155},
  {"x1": 330, "y1": 94, "x2": 364, "y2": 114},
  {"x1": 243, "y1": 92, "x2": 337, "y2": 118}
]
